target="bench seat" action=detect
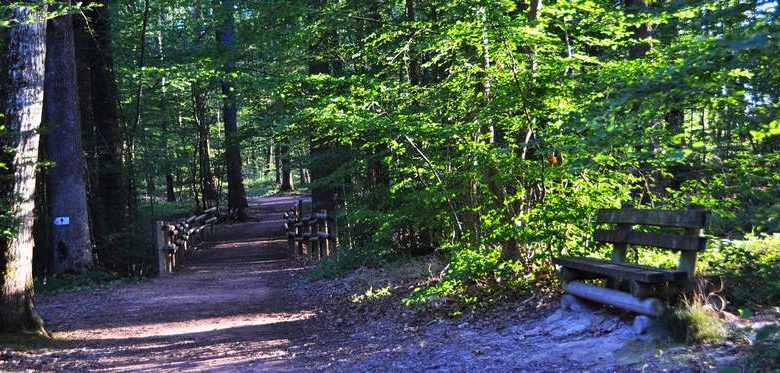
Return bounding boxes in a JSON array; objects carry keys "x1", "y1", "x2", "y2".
[{"x1": 555, "y1": 256, "x2": 688, "y2": 283}]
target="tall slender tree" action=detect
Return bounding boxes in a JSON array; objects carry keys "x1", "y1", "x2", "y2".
[
  {"x1": 0, "y1": 0, "x2": 49, "y2": 335},
  {"x1": 44, "y1": 0, "x2": 93, "y2": 274},
  {"x1": 193, "y1": 86, "x2": 218, "y2": 207},
  {"x1": 218, "y1": 0, "x2": 248, "y2": 220}
]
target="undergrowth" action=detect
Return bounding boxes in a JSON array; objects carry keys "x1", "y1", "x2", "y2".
[
  {"x1": 34, "y1": 271, "x2": 144, "y2": 296},
  {"x1": 308, "y1": 244, "x2": 391, "y2": 280},
  {"x1": 664, "y1": 295, "x2": 727, "y2": 344},
  {"x1": 699, "y1": 233, "x2": 780, "y2": 310},
  {"x1": 0, "y1": 333, "x2": 59, "y2": 350},
  {"x1": 245, "y1": 173, "x2": 284, "y2": 197},
  {"x1": 403, "y1": 244, "x2": 551, "y2": 308}
]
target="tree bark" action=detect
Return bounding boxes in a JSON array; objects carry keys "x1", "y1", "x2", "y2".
[
  {"x1": 193, "y1": 86, "x2": 218, "y2": 207},
  {"x1": 44, "y1": 1, "x2": 93, "y2": 274},
  {"x1": 75, "y1": 0, "x2": 127, "y2": 243},
  {"x1": 218, "y1": 0, "x2": 248, "y2": 220},
  {"x1": 126, "y1": 0, "x2": 151, "y2": 221},
  {"x1": 0, "y1": 1, "x2": 50, "y2": 336},
  {"x1": 280, "y1": 141, "x2": 295, "y2": 192},
  {"x1": 626, "y1": 0, "x2": 652, "y2": 59}
]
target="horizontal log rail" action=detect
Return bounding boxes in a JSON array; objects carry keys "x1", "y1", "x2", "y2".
[
  {"x1": 155, "y1": 207, "x2": 220, "y2": 275},
  {"x1": 284, "y1": 200, "x2": 338, "y2": 262}
]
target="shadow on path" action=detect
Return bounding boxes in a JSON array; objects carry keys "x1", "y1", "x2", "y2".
[{"x1": 20, "y1": 195, "x2": 317, "y2": 372}]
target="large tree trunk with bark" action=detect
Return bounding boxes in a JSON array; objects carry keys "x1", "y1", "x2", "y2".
[
  {"x1": 44, "y1": 2, "x2": 93, "y2": 274},
  {"x1": 75, "y1": 0, "x2": 127, "y2": 246},
  {"x1": 0, "y1": 2, "x2": 50, "y2": 336},
  {"x1": 218, "y1": 0, "x2": 248, "y2": 220}
]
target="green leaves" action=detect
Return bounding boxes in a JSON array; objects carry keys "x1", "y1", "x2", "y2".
[{"x1": 750, "y1": 120, "x2": 780, "y2": 141}]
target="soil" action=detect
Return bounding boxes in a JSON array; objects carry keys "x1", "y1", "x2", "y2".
[{"x1": 0, "y1": 196, "x2": 767, "y2": 372}]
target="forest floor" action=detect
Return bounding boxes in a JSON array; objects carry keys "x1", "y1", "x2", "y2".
[{"x1": 0, "y1": 196, "x2": 767, "y2": 372}]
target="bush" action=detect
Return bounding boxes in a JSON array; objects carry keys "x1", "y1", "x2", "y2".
[
  {"x1": 664, "y1": 296, "x2": 727, "y2": 344},
  {"x1": 308, "y1": 244, "x2": 390, "y2": 280},
  {"x1": 701, "y1": 233, "x2": 780, "y2": 309},
  {"x1": 403, "y1": 244, "x2": 549, "y2": 307}
]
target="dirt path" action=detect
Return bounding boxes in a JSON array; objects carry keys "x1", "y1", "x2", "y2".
[
  {"x1": 1, "y1": 196, "x2": 753, "y2": 372},
  {"x1": 3, "y1": 196, "x2": 316, "y2": 372}
]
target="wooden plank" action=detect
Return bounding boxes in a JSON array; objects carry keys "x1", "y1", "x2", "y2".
[
  {"x1": 560, "y1": 267, "x2": 606, "y2": 282},
  {"x1": 594, "y1": 229, "x2": 707, "y2": 252},
  {"x1": 597, "y1": 208, "x2": 711, "y2": 229},
  {"x1": 555, "y1": 256, "x2": 686, "y2": 283},
  {"x1": 561, "y1": 256, "x2": 688, "y2": 282}
]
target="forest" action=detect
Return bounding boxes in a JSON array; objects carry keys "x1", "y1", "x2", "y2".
[{"x1": 1, "y1": 0, "x2": 779, "y2": 370}]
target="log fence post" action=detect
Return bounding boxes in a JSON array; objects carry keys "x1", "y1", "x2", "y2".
[{"x1": 156, "y1": 221, "x2": 168, "y2": 276}]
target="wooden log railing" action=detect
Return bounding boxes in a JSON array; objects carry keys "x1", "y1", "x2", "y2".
[
  {"x1": 284, "y1": 201, "x2": 338, "y2": 261},
  {"x1": 155, "y1": 207, "x2": 219, "y2": 275}
]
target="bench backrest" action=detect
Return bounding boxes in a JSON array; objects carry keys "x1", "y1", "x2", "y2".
[{"x1": 595, "y1": 206, "x2": 711, "y2": 275}]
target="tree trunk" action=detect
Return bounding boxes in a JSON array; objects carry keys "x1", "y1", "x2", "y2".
[
  {"x1": 626, "y1": 0, "x2": 652, "y2": 59},
  {"x1": 405, "y1": 0, "x2": 421, "y2": 86},
  {"x1": 125, "y1": 0, "x2": 150, "y2": 231},
  {"x1": 165, "y1": 173, "x2": 176, "y2": 202},
  {"x1": 193, "y1": 86, "x2": 218, "y2": 206},
  {"x1": 0, "y1": 1, "x2": 50, "y2": 336},
  {"x1": 280, "y1": 141, "x2": 294, "y2": 192},
  {"x1": 218, "y1": 0, "x2": 248, "y2": 220},
  {"x1": 44, "y1": 2, "x2": 93, "y2": 274},
  {"x1": 76, "y1": 0, "x2": 127, "y2": 243}
]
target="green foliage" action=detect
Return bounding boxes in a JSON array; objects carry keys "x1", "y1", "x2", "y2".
[
  {"x1": 245, "y1": 173, "x2": 284, "y2": 197},
  {"x1": 664, "y1": 296, "x2": 727, "y2": 344},
  {"x1": 351, "y1": 285, "x2": 392, "y2": 304},
  {"x1": 56, "y1": 0, "x2": 780, "y2": 304},
  {"x1": 701, "y1": 234, "x2": 780, "y2": 309},
  {"x1": 308, "y1": 245, "x2": 390, "y2": 281},
  {"x1": 95, "y1": 199, "x2": 199, "y2": 276},
  {"x1": 404, "y1": 245, "x2": 541, "y2": 307}
]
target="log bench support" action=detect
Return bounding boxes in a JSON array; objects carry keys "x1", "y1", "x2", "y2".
[{"x1": 555, "y1": 205, "x2": 712, "y2": 334}]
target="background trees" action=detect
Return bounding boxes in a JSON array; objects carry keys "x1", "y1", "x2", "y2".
[
  {"x1": 89, "y1": 0, "x2": 779, "y2": 284},
  {"x1": 1, "y1": 0, "x2": 778, "y2": 326}
]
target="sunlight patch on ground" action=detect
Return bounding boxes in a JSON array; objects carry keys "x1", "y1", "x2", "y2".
[{"x1": 59, "y1": 312, "x2": 315, "y2": 341}]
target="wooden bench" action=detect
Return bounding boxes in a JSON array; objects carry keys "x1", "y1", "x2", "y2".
[{"x1": 554, "y1": 205, "x2": 711, "y2": 320}]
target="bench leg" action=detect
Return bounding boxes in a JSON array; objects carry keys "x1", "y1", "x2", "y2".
[
  {"x1": 633, "y1": 315, "x2": 656, "y2": 335},
  {"x1": 561, "y1": 293, "x2": 594, "y2": 313},
  {"x1": 563, "y1": 281, "x2": 665, "y2": 317}
]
